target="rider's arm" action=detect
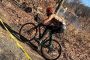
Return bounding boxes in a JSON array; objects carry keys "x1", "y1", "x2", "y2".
[
  {"x1": 44, "y1": 14, "x2": 66, "y2": 25},
  {"x1": 43, "y1": 14, "x2": 66, "y2": 29},
  {"x1": 43, "y1": 14, "x2": 55, "y2": 24}
]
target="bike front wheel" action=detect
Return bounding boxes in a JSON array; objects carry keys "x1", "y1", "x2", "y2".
[
  {"x1": 41, "y1": 39, "x2": 61, "y2": 60},
  {"x1": 19, "y1": 23, "x2": 37, "y2": 41}
]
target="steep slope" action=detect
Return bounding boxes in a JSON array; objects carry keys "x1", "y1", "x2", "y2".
[{"x1": 0, "y1": 0, "x2": 90, "y2": 60}]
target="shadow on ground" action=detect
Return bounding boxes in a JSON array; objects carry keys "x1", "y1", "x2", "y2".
[{"x1": 0, "y1": 21, "x2": 43, "y2": 59}]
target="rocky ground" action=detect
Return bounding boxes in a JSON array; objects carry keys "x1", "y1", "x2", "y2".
[{"x1": 0, "y1": 0, "x2": 90, "y2": 60}]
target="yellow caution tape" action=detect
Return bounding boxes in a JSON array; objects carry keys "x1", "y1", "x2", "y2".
[{"x1": 0, "y1": 18, "x2": 32, "y2": 60}]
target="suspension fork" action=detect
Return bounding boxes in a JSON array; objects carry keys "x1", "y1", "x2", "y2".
[{"x1": 39, "y1": 28, "x2": 47, "y2": 40}]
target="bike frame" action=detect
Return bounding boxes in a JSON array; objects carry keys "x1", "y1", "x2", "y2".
[{"x1": 33, "y1": 23, "x2": 54, "y2": 47}]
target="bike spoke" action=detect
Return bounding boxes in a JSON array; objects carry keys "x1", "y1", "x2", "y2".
[{"x1": 19, "y1": 23, "x2": 37, "y2": 41}]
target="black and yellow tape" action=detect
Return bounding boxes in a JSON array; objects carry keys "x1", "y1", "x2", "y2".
[{"x1": 0, "y1": 18, "x2": 32, "y2": 60}]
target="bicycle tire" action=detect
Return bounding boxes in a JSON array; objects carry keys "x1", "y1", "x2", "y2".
[
  {"x1": 41, "y1": 39, "x2": 61, "y2": 60},
  {"x1": 19, "y1": 23, "x2": 37, "y2": 41}
]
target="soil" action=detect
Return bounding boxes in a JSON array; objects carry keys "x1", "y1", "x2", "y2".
[{"x1": 0, "y1": 0, "x2": 90, "y2": 60}]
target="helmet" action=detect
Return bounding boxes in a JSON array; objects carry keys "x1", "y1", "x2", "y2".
[
  {"x1": 46, "y1": 7, "x2": 53, "y2": 16},
  {"x1": 46, "y1": 7, "x2": 53, "y2": 14}
]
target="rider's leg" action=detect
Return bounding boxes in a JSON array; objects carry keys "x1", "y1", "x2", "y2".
[
  {"x1": 37, "y1": 28, "x2": 48, "y2": 50},
  {"x1": 49, "y1": 30, "x2": 53, "y2": 47}
]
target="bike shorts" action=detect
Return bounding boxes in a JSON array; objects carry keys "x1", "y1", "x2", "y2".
[{"x1": 46, "y1": 25, "x2": 64, "y2": 34}]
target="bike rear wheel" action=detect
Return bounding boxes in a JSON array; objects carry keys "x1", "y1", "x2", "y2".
[
  {"x1": 41, "y1": 39, "x2": 61, "y2": 60},
  {"x1": 19, "y1": 23, "x2": 37, "y2": 41}
]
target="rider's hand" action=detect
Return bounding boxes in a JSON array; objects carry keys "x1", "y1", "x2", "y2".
[{"x1": 43, "y1": 14, "x2": 55, "y2": 24}]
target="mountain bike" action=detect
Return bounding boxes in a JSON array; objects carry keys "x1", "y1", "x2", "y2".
[{"x1": 19, "y1": 21, "x2": 62, "y2": 60}]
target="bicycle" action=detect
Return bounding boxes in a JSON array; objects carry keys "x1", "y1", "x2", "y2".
[{"x1": 19, "y1": 20, "x2": 62, "y2": 60}]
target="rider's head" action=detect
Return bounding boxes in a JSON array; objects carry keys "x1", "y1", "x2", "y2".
[{"x1": 46, "y1": 6, "x2": 54, "y2": 16}]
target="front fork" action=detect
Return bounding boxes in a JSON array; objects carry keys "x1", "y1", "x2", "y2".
[{"x1": 38, "y1": 25, "x2": 48, "y2": 45}]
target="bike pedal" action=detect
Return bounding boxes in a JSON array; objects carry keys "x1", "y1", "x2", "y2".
[{"x1": 37, "y1": 45, "x2": 41, "y2": 51}]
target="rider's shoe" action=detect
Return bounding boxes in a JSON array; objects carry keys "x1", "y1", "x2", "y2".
[
  {"x1": 37, "y1": 45, "x2": 41, "y2": 51},
  {"x1": 37, "y1": 39, "x2": 43, "y2": 50}
]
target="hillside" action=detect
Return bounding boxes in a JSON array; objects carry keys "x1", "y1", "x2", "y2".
[{"x1": 0, "y1": 0, "x2": 90, "y2": 60}]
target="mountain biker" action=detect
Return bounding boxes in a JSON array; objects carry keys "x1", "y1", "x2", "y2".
[
  {"x1": 37, "y1": 6, "x2": 66, "y2": 50},
  {"x1": 36, "y1": 5, "x2": 66, "y2": 50},
  {"x1": 42, "y1": 6, "x2": 66, "y2": 33}
]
